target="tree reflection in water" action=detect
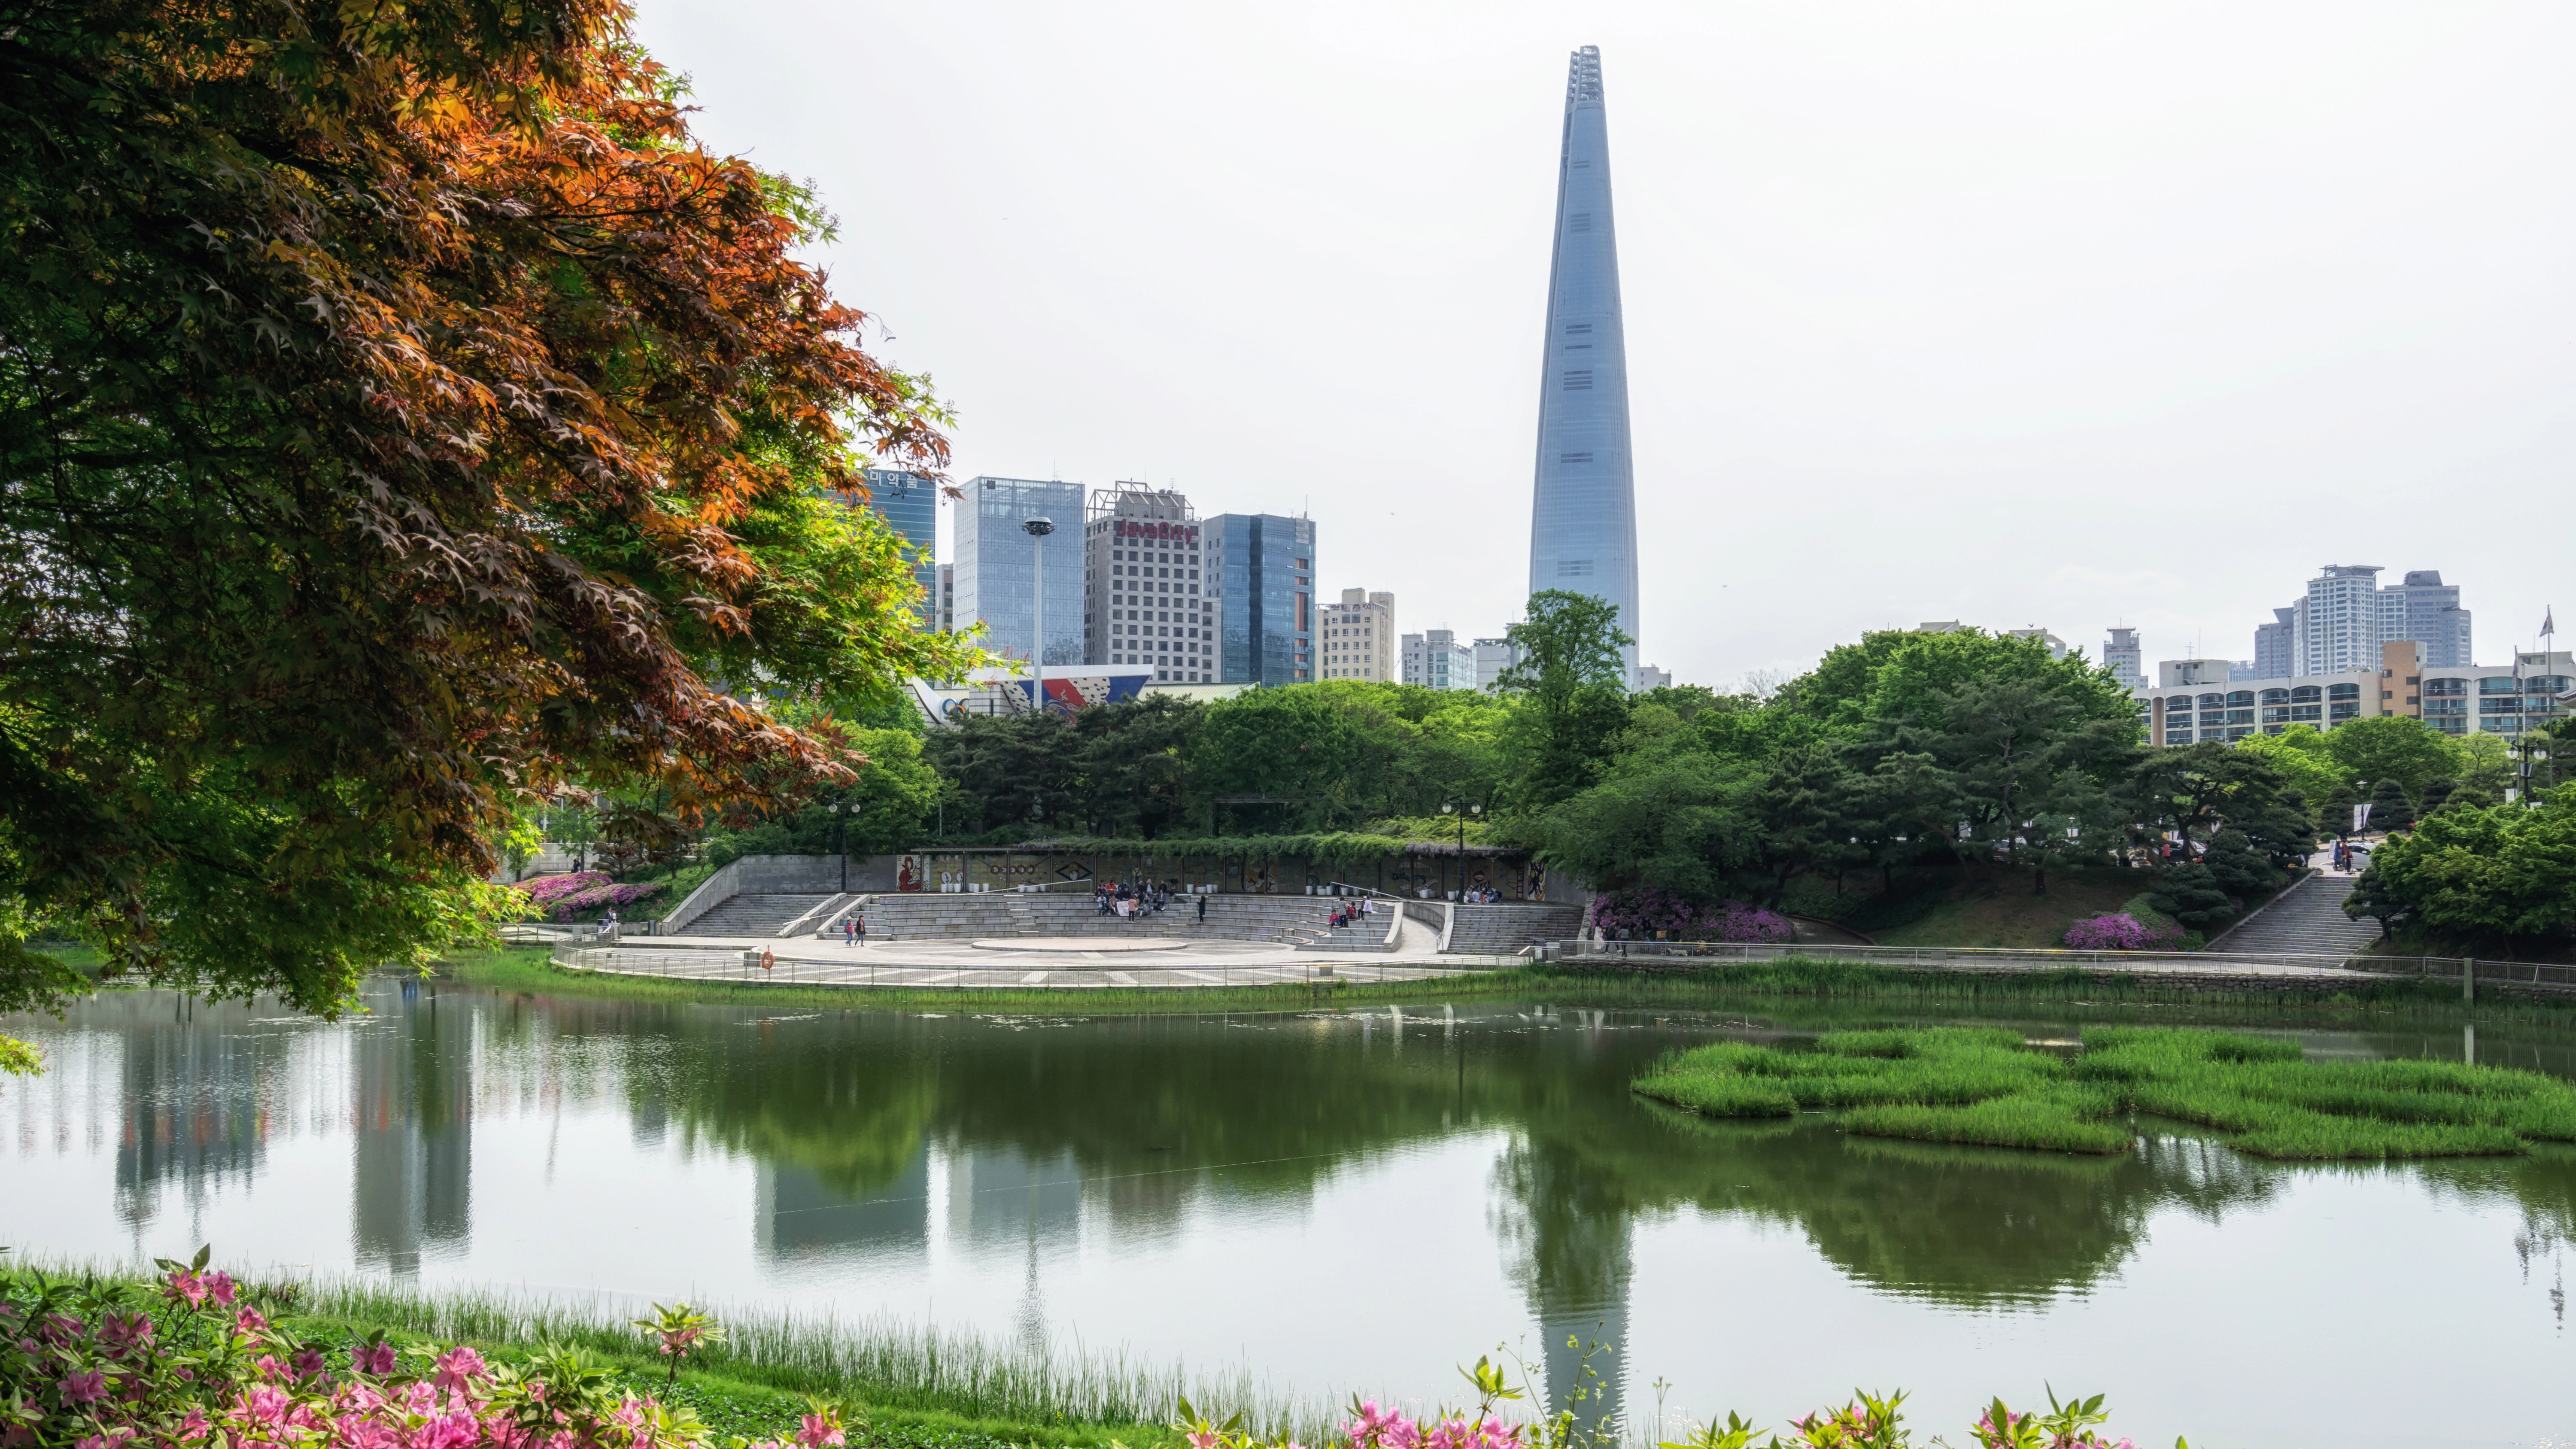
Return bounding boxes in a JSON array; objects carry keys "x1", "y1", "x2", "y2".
[{"x1": 25, "y1": 983, "x2": 2576, "y2": 1425}]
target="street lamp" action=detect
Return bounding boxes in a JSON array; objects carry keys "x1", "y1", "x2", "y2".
[
  {"x1": 1440, "y1": 801, "x2": 1482, "y2": 874},
  {"x1": 1023, "y1": 517, "x2": 1054, "y2": 708},
  {"x1": 829, "y1": 800, "x2": 849, "y2": 892}
]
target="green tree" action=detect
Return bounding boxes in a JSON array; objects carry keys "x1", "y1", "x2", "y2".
[
  {"x1": 2318, "y1": 716, "x2": 2464, "y2": 805},
  {"x1": 0, "y1": 0, "x2": 982, "y2": 1056},
  {"x1": 1070, "y1": 697, "x2": 1206, "y2": 837},
  {"x1": 2348, "y1": 787, "x2": 2576, "y2": 942},
  {"x1": 1525, "y1": 708, "x2": 1759, "y2": 901},
  {"x1": 2234, "y1": 726, "x2": 2354, "y2": 807},
  {"x1": 1493, "y1": 590, "x2": 1635, "y2": 811}
]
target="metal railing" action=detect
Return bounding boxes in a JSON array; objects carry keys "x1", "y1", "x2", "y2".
[
  {"x1": 546, "y1": 942, "x2": 1492, "y2": 990},
  {"x1": 1551, "y1": 939, "x2": 2576, "y2": 995}
]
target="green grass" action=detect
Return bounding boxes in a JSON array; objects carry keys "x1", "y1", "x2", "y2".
[
  {"x1": 247, "y1": 1274, "x2": 1294, "y2": 1448},
  {"x1": 441, "y1": 948, "x2": 2576, "y2": 1028},
  {"x1": 1869, "y1": 870, "x2": 2145, "y2": 949},
  {"x1": 1637, "y1": 1025, "x2": 2576, "y2": 1161}
]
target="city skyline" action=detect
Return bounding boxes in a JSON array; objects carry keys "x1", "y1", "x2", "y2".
[{"x1": 646, "y1": 2, "x2": 2576, "y2": 689}]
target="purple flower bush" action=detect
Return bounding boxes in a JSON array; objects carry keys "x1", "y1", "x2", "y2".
[
  {"x1": 0, "y1": 1250, "x2": 843, "y2": 1449},
  {"x1": 1584, "y1": 888, "x2": 1793, "y2": 943},
  {"x1": 2061, "y1": 913, "x2": 2181, "y2": 951},
  {"x1": 511, "y1": 873, "x2": 667, "y2": 923}
]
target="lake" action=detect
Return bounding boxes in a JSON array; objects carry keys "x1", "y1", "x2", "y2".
[{"x1": 5, "y1": 978, "x2": 2572, "y2": 1449}]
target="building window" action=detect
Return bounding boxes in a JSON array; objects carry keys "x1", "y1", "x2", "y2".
[
  {"x1": 2226, "y1": 691, "x2": 2254, "y2": 708},
  {"x1": 2226, "y1": 710, "x2": 2254, "y2": 725},
  {"x1": 2260, "y1": 689, "x2": 2289, "y2": 706},
  {"x1": 2291, "y1": 687, "x2": 2322, "y2": 704},
  {"x1": 2328, "y1": 702, "x2": 2360, "y2": 720},
  {"x1": 1559, "y1": 452, "x2": 1593, "y2": 464},
  {"x1": 2478, "y1": 676, "x2": 2520, "y2": 694},
  {"x1": 2291, "y1": 705, "x2": 2322, "y2": 722},
  {"x1": 1563, "y1": 371, "x2": 1594, "y2": 390},
  {"x1": 2327, "y1": 683, "x2": 2360, "y2": 701}
]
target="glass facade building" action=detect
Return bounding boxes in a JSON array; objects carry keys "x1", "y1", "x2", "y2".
[
  {"x1": 855, "y1": 469, "x2": 940, "y2": 629},
  {"x1": 1527, "y1": 45, "x2": 1640, "y2": 672},
  {"x1": 954, "y1": 477, "x2": 1088, "y2": 667},
  {"x1": 1206, "y1": 513, "x2": 1314, "y2": 687}
]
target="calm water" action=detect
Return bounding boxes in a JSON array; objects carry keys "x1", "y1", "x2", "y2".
[{"x1": 5, "y1": 981, "x2": 2574, "y2": 1449}]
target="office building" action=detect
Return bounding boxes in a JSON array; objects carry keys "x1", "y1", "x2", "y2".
[
  {"x1": 1632, "y1": 664, "x2": 1672, "y2": 690},
  {"x1": 838, "y1": 469, "x2": 940, "y2": 629},
  {"x1": 1527, "y1": 45, "x2": 1641, "y2": 674},
  {"x1": 1085, "y1": 483, "x2": 1215, "y2": 683},
  {"x1": 1402, "y1": 629, "x2": 1478, "y2": 691},
  {"x1": 1473, "y1": 637, "x2": 1525, "y2": 691},
  {"x1": 1318, "y1": 589, "x2": 1394, "y2": 680},
  {"x1": 2136, "y1": 644, "x2": 2570, "y2": 744},
  {"x1": 1206, "y1": 513, "x2": 1315, "y2": 687},
  {"x1": 936, "y1": 564, "x2": 954, "y2": 634},
  {"x1": 954, "y1": 477, "x2": 1088, "y2": 668},
  {"x1": 2103, "y1": 628, "x2": 2143, "y2": 691},
  {"x1": 2388, "y1": 570, "x2": 2473, "y2": 667}
]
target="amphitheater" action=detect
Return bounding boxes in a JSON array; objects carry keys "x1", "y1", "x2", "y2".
[{"x1": 535, "y1": 856, "x2": 1586, "y2": 990}]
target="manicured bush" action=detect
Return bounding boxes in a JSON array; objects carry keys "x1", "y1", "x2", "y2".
[
  {"x1": 2060, "y1": 913, "x2": 2180, "y2": 951},
  {"x1": 1585, "y1": 889, "x2": 1792, "y2": 943},
  {"x1": 511, "y1": 872, "x2": 668, "y2": 923}
]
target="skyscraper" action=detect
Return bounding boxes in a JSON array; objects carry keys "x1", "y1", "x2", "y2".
[
  {"x1": 1527, "y1": 45, "x2": 1640, "y2": 675},
  {"x1": 954, "y1": 477, "x2": 1087, "y2": 668},
  {"x1": 1085, "y1": 483, "x2": 1215, "y2": 683},
  {"x1": 1206, "y1": 513, "x2": 1314, "y2": 686},
  {"x1": 852, "y1": 468, "x2": 939, "y2": 630},
  {"x1": 2103, "y1": 628, "x2": 2143, "y2": 690}
]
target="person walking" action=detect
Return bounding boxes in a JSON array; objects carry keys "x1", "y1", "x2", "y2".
[
  {"x1": 1196, "y1": 893, "x2": 1207, "y2": 926},
  {"x1": 842, "y1": 914, "x2": 855, "y2": 947},
  {"x1": 855, "y1": 911, "x2": 867, "y2": 946}
]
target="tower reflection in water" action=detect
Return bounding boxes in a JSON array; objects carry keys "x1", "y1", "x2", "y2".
[{"x1": 352, "y1": 977, "x2": 472, "y2": 1277}]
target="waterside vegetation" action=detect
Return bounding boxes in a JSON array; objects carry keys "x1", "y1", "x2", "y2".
[{"x1": 1635, "y1": 1026, "x2": 2576, "y2": 1159}]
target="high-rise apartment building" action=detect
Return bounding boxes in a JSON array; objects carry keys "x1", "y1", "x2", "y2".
[
  {"x1": 2254, "y1": 565, "x2": 2474, "y2": 679},
  {"x1": 1206, "y1": 513, "x2": 1315, "y2": 687},
  {"x1": 936, "y1": 565, "x2": 954, "y2": 634},
  {"x1": 954, "y1": 477, "x2": 1088, "y2": 668},
  {"x1": 2388, "y1": 570, "x2": 2473, "y2": 668},
  {"x1": 2103, "y1": 628, "x2": 2143, "y2": 690},
  {"x1": 1402, "y1": 630, "x2": 1479, "y2": 691},
  {"x1": 1084, "y1": 483, "x2": 1215, "y2": 683},
  {"x1": 1527, "y1": 45, "x2": 1641, "y2": 674},
  {"x1": 1319, "y1": 589, "x2": 1394, "y2": 680},
  {"x1": 1473, "y1": 637, "x2": 1525, "y2": 692}
]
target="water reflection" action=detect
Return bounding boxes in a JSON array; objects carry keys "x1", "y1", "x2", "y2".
[{"x1": 8, "y1": 983, "x2": 2576, "y2": 1433}]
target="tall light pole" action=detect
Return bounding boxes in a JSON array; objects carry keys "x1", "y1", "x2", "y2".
[{"x1": 1023, "y1": 517, "x2": 1054, "y2": 709}]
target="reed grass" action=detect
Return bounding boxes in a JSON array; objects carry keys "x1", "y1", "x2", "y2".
[
  {"x1": 287, "y1": 1276, "x2": 1317, "y2": 1443},
  {"x1": 1636, "y1": 1024, "x2": 2576, "y2": 1161}
]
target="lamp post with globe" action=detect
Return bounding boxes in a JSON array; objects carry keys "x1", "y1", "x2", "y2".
[{"x1": 1023, "y1": 517, "x2": 1054, "y2": 709}]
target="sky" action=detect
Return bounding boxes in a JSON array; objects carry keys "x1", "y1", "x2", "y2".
[{"x1": 632, "y1": 0, "x2": 2576, "y2": 687}]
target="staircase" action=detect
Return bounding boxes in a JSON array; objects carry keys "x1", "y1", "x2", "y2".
[
  {"x1": 2204, "y1": 875, "x2": 2384, "y2": 959},
  {"x1": 669, "y1": 893, "x2": 840, "y2": 937},
  {"x1": 849, "y1": 890, "x2": 1374, "y2": 945},
  {"x1": 1443, "y1": 903, "x2": 1584, "y2": 955}
]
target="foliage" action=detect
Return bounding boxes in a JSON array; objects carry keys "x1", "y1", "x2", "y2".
[
  {"x1": 0, "y1": 1252, "x2": 848, "y2": 1449},
  {"x1": 1638, "y1": 1026, "x2": 2576, "y2": 1161},
  {"x1": 1492, "y1": 591, "x2": 1636, "y2": 811},
  {"x1": 513, "y1": 873, "x2": 668, "y2": 923},
  {"x1": 2230, "y1": 727, "x2": 2353, "y2": 812},
  {"x1": 1584, "y1": 890, "x2": 1791, "y2": 943},
  {"x1": 701, "y1": 730, "x2": 944, "y2": 865},
  {"x1": 2060, "y1": 914, "x2": 2180, "y2": 951},
  {"x1": 0, "y1": 0, "x2": 984, "y2": 1042},
  {"x1": 2346, "y1": 785, "x2": 2576, "y2": 942},
  {"x1": 2317, "y1": 715, "x2": 2464, "y2": 803}
]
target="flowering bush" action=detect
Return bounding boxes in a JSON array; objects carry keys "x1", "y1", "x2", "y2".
[
  {"x1": 1585, "y1": 889, "x2": 1793, "y2": 944},
  {"x1": 512, "y1": 873, "x2": 667, "y2": 923},
  {"x1": 0, "y1": 1249, "x2": 840, "y2": 1449},
  {"x1": 1178, "y1": 1359, "x2": 2164, "y2": 1449},
  {"x1": 2061, "y1": 913, "x2": 2180, "y2": 952}
]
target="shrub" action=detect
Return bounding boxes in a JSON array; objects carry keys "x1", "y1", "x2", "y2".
[
  {"x1": 510, "y1": 873, "x2": 668, "y2": 923},
  {"x1": 0, "y1": 1251, "x2": 845, "y2": 1449},
  {"x1": 2060, "y1": 913, "x2": 2180, "y2": 951},
  {"x1": 1585, "y1": 889, "x2": 1792, "y2": 943}
]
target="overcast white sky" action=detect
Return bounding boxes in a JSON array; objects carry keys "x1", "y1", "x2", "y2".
[{"x1": 636, "y1": 0, "x2": 2576, "y2": 686}]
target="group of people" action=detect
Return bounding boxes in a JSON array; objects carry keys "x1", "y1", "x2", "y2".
[
  {"x1": 838, "y1": 911, "x2": 867, "y2": 945},
  {"x1": 1096, "y1": 879, "x2": 1182, "y2": 920},
  {"x1": 1327, "y1": 896, "x2": 1380, "y2": 930},
  {"x1": 1461, "y1": 886, "x2": 1508, "y2": 903}
]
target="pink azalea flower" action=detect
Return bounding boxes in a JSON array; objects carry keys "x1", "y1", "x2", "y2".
[
  {"x1": 57, "y1": 1370, "x2": 107, "y2": 1405},
  {"x1": 166, "y1": 1272, "x2": 208, "y2": 1306},
  {"x1": 433, "y1": 1347, "x2": 488, "y2": 1395},
  {"x1": 235, "y1": 1307, "x2": 268, "y2": 1334},
  {"x1": 177, "y1": 1409, "x2": 212, "y2": 1441},
  {"x1": 291, "y1": 1348, "x2": 328, "y2": 1382},
  {"x1": 205, "y1": 1273, "x2": 238, "y2": 1307},
  {"x1": 797, "y1": 1413, "x2": 845, "y2": 1449},
  {"x1": 242, "y1": 1384, "x2": 292, "y2": 1428},
  {"x1": 353, "y1": 1342, "x2": 399, "y2": 1376}
]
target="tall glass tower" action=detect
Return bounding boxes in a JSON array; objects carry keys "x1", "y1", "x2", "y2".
[{"x1": 1527, "y1": 45, "x2": 1639, "y2": 673}]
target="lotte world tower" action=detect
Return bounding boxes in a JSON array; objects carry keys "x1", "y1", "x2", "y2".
[{"x1": 1526, "y1": 45, "x2": 1639, "y2": 674}]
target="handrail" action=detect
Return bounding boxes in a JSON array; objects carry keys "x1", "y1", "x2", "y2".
[{"x1": 657, "y1": 860, "x2": 741, "y2": 936}]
